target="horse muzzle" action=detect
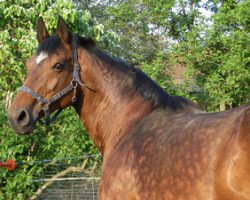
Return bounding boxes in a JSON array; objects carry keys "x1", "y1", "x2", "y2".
[{"x1": 7, "y1": 107, "x2": 38, "y2": 135}]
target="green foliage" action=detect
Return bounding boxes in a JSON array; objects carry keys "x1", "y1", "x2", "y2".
[
  {"x1": 169, "y1": 0, "x2": 250, "y2": 111},
  {"x1": 0, "y1": 0, "x2": 116, "y2": 199},
  {"x1": 141, "y1": 52, "x2": 174, "y2": 93},
  {"x1": 0, "y1": 105, "x2": 98, "y2": 199}
]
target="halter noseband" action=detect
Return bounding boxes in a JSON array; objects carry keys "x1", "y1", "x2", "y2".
[{"x1": 19, "y1": 35, "x2": 86, "y2": 126}]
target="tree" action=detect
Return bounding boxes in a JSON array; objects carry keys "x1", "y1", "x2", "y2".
[
  {"x1": 76, "y1": 0, "x2": 176, "y2": 65},
  {"x1": 169, "y1": 0, "x2": 250, "y2": 111}
]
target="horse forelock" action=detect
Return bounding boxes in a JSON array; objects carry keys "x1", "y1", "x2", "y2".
[
  {"x1": 37, "y1": 34, "x2": 95, "y2": 54},
  {"x1": 37, "y1": 35, "x2": 63, "y2": 55}
]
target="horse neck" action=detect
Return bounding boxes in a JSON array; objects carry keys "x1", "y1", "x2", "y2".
[{"x1": 75, "y1": 48, "x2": 154, "y2": 156}]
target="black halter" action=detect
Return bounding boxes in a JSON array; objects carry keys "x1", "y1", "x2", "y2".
[{"x1": 19, "y1": 35, "x2": 86, "y2": 126}]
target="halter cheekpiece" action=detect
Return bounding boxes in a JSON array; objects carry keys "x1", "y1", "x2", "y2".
[{"x1": 19, "y1": 35, "x2": 85, "y2": 126}]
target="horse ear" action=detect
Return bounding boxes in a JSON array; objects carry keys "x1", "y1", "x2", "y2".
[
  {"x1": 56, "y1": 16, "x2": 71, "y2": 45},
  {"x1": 37, "y1": 17, "x2": 49, "y2": 44}
]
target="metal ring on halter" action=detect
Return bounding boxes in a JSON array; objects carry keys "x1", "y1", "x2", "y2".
[
  {"x1": 71, "y1": 80, "x2": 78, "y2": 102},
  {"x1": 40, "y1": 99, "x2": 49, "y2": 110}
]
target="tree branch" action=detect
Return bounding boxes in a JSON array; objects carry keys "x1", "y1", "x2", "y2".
[{"x1": 30, "y1": 159, "x2": 88, "y2": 200}]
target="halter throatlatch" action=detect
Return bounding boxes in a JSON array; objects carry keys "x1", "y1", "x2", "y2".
[{"x1": 19, "y1": 35, "x2": 85, "y2": 126}]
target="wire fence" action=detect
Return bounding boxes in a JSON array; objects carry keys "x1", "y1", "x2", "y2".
[{"x1": 26, "y1": 155, "x2": 102, "y2": 200}]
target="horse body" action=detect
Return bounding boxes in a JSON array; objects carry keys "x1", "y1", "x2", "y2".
[
  {"x1": 7, "y1": 17, "x2": 250, "y2": 200},
  {"x1": 96, "y1": 103, "x2": 250, "y2": 200}
]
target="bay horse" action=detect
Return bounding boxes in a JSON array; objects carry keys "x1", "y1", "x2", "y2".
[{"x1": 8, "y1": 17, "x2": 250, "y2": 200}]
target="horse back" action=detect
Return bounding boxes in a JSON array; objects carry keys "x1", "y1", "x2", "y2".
[
  {"x1": 127, "y1": 107, "x2": 243, "y2": 200},
  {"x1": 140, "y1": 104, "x2": 250, "y2": 200}
]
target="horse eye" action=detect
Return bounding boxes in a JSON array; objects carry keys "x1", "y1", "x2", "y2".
[{"x1": 54, "y1": 63, "x2": 64, "y2": 71}]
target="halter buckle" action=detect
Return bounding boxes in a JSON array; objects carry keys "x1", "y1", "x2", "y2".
[
  {"x1": 40, "y1": 99, "x2": 49, "y2": 110},
  {"x1": 71, "y1": 80, "x2": 78, "y2": 102}
]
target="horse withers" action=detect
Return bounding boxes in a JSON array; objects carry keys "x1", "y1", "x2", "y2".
[{"x1": 8, "y1": 17, "x2": 250, "y2": 200}]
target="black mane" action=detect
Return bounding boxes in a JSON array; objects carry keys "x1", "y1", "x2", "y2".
[
  {"x1": 131, "y1": 67, "x2": 190, "y2": 110},
  {"x1": 37, "y1": 34, "x2": 192, "y2": 110},
  {"x1": 91, "y1": 46, "x2": 191, "y2": 110}
]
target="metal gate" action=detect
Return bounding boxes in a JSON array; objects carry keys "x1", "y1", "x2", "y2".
[{"x1": 30, "y1": 155, "x2": 101, "y2": 200}]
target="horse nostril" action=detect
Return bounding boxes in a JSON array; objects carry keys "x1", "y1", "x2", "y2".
[
  {"x1": 17, "y1": 111, "x2": 25, "y2": 122},
  {"x1": 17, "y1": 109, "x2": 29, "y2": 126}
]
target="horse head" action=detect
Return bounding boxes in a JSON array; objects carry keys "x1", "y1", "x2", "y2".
[{"x1": 8, "y1": 17, "x2": 83, "y2": 134}]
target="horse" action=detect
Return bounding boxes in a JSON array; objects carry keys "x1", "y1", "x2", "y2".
[{"x1": 8, "y1": 16, "x2": 250, "y2": 200}]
